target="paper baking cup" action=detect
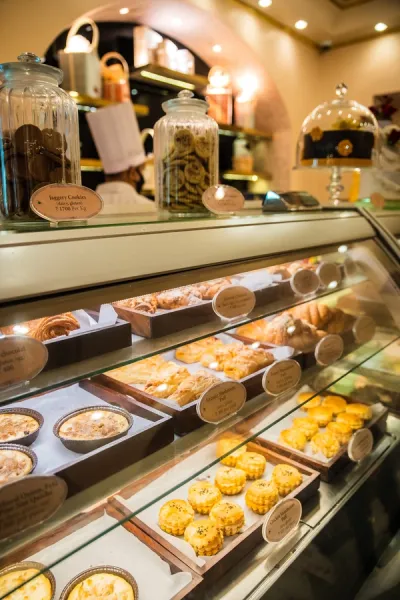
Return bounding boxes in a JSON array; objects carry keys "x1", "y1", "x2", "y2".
[
  {"x1": 0, "y1": 443, "x2": 38, "y2": 474},
  {"x1": 59, "y1": 565, "x2": 139, "y2": 600},
  {"x1": 0, "y1": 561, "x2": 56, "y2": 600},
  {"x1": 0, "y1": 407, "x2": 44, "y2": 446}
]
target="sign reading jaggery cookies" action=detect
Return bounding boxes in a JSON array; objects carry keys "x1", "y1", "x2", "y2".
[
  {"x1": 197, "y1": 381, "x2": 247, "y2": 424},
  {"x1": 30, "y1": 184, "x2": 103, "y2": 222},
  {"x1": 262, "y1": 359, "x2": 302, "y2": 396},
  {"x1": 317, "y1": 262, "x2": 342, "y2": 289},
  {"x1": 213, "y1": 285, "x2": 256, "y2": 320},
  {"x1": 202, "y1": 185, "x2": 245, "y2": 214},
  {"x1": 0, "y1": 335, "x2": 48, "y2": 389},
  {"x1": 353, "y1": 316, "x2": 376, "y2": 345},
  {"x1": 0, "y1": 475, "x2": 67, "y2": 541},
  {"x1": 290, "y1": 269, "x2": 319, "y2": 296},
  {"x1": 315, "y1": 334, "x2": 344, "y2": 366},
  {"x1": 262, "y1": 498, "x2": 302, "y2": 543},
  {"x1": 348, "y1": 428, "x2": 373, "y2": 463}
]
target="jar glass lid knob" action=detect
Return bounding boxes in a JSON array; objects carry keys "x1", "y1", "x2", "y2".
[
  {"x1": 335, "y1": 82, "x2": 348, "y2": 98},
  {"x1": 178, "y1": 89, "x2": 194, "y2": 99},
  {"x1": 18, "y1": 52, "x2": 42, "y2": 64}
]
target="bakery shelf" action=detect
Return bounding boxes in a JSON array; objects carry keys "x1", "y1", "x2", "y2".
[
  {"x1": 218, "y1": 124, "x2": 272, "y2": 141},
  {"x1": 70, "y1": 92, "x2": 149, "y2": 116},
  {"x1": 222, "y1": 170, "x2": 272, "y2": 182},
  {"x1": 80, "y1": 158, "x2": 103, "y2": 172},
  {"x1": 130, "y1": 64, "x2": 208, "y2": 93}
]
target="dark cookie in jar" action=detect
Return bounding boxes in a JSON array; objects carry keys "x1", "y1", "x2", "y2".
[
  {"x1": 42, "y1": 128, "x2": 67, "y2": 155},
  {"x1": 14, "y1": 124, "x2": 43, "y2": 154},
  {"x1": 164, "y1": 167, "x2": 185, "y2": 195},
  {"x1": 5, "y1": 154, "x2": 30, "y2": 180},
  {"x1": 28, "y1": 154, "x2": 50, "y2": 182},
  {"x1": 194, "y1": 135, "x2": 212, "y2": 159},
  {"x1": 184, "y1": 159, "x2": 205, "y2": 184},
  {"x1": 42, "y1": 147, "x2": 71, "y2": 167},
  {"x1": 49, "y1": 166, "x2": 73, "y2": 183},
  {"x1": 173, "y1": 128, "x2": 195, "y2": 156}
]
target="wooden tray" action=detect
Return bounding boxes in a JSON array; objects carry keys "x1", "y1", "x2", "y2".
[
  {"x1": 255, "y1": 392, "x2": 389, "y2": 482},
  {"x1": 0, "y1": 504, "x2": 202, "y2": 600},
  {"x1": 112, "y1": 442, "x2": 320, "y2": 583}
]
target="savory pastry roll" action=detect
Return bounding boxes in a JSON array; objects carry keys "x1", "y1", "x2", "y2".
[
  {"x1": 31, "y1": 312, "x2": 79, "y2": 341},
  {"x1": 322, "y1": 395, "x2": 347, "y2": 415},
  {"x1": 113, "y1": 294, "x2": 158, "y2": 313},
  {"x1": 310, "y1": 431, "x2": 340, "y2": 458},
  {"x1": 346, "y1": 403, "x2": 372, "y2": 420},
  {"x1": 0, "y1": 566, "x2": 53, "y2": 600},
  {"x1": 0, "y1": 413, "x2": 39, "y2": 443},
  {"x1": 297, "y1": 392, "x2": 321, "y2": 411},
  {"x1": 280, "y1": 428, "x2": 307, "y2": 451},
  {"x1": 292, "y1": 416, "x2": 319, "y2": 440},
  {"x1": 245, "y1": 480, "x2": 279, "y2": 514},
  {"x1": 214, "y1": 466, "x2": 246, "y2": 495},
  {"x1": 158, "y1": 499, "x2": 194, "y2": 536},
  {"x1": 216, "y1": 435, "x2": 247, "y2": 467},
  {"x1": 168, "y1": 370, "x2": 220, "y2": 406},
  {"x1": 175, "y1": 337, "x2": 223, "y2": 364},
  {"x1": 209, "y1": 501, "x2": 245, "y2": 536},
  {"x1": 106, "y1": 355, "x2": 167, "y2": 384},
  {"x1": 236, "y1": 452, "x2": 266, "y2": 480},
  {"x1": 223, "y1": 347, "x2": 274, "y2": 380},
  {"x1": 156, "y1": 286, "x2": 202, "y2": 310},
  {"x1": 326, "y1": 421, "x2": 353, "y2": 445},
  {"x1": 188, "y1": 481, "x2": 222, "y2": 514},
  {"x1": 337, "y1": 412, "x2": 364, "y2": 430},
  {"x1": 0, "y1": 448, "x2": 33, "y2": 484},
  {"x1": 307, "y1": 406, "x2": 333, "y2": 427},
  {"x1": 184, "y1": 519, "x2": 224, "y2": 556},
  {"x1": 144, "y1": 364, "x2": 190, "y2": 398},
  {"x1": 200, "y1": 342, "x2": 243, "y2": 370},
  {"x1": 272, "y1": 464, "x2": 303, "y2": 496},
  {"x1": 196, "y1": 278, "x2": 232, "y2": 300}
]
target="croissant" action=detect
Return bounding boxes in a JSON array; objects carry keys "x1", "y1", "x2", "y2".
[
  {"x1": 168, "y1": 370, "x2": 220, "y2": 406},
  {"x1": 113, "y1": 294, "x2": 158, "y2": 314},
  {"x1": 196, "y1": 278, "x2": 232, "y2": 300},
  {"x1": 156, "y1": 286, "x2": 202, "y2": 310},
  {"x1": 263, "y1": 313, "x2": 326, "y2": 351},
  {"x1": 31, "y1": 312, "x2": 79, "y2": 341},
  {"x1": 292, "y1": 302, "x2": 353, "y2": 334}
]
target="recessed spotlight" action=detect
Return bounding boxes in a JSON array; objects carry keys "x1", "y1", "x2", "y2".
[
  {"x1": 212, "y1": 44, "x2": 222, "y2": 53},
  {"x1": 172, "y1": 17, "x2": 183, "y2": 26},
  {"x1": 119, "y1": 7, "x2": 129, "y2": 15},
  {"x1": 295, "y1": 20, "x2": 308, "y2": 30},
  {"x1": 258, "y1": 0, "x2": 272, "y2": 7},
  {"x1": 375, "y1": 22, "x2": 387, "y2": 32}
]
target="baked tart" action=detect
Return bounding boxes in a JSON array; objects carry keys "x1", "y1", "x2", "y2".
[
  {"x1": 184, "y1": 519, "x2": 224, "y2": 556},
  {"x1": 0, "y1": 446, "x2": 35, "y2": 485},
  {"x1": 216, "y1": 435, "x2": 247, "y2": 467},
  {"x1": 336, "y1": 411, "x2": 363, "y2": 430},
  {"x1": 0, "y1": 410, "x2": 40, "y2": 444},
  {"x1": 58, "y1": 408, "x2": 130, "y2": 441},
  {"x1": 322, "y1": 395, "x2": 347, "y2": 415},
  {"x1": 245, "y1": 480, "x2": 279, "y2": 514},
  {"x1": 307, "y1": 406, "x2": 333, "y2": 427},
  {"x1": 326, "y1": 421, "x2": 353, "y2": 444},
  {"x1": 272, "y1": 464, "x2": 303, "y2": 497},
  {"x1": 62, "y1": 567, "x2": 137, "y2": 600},
  {"x1": 214, "y1": 466, "x2": 246, "y2": 495},
  {"x1": 236, "y1": 452, "x2": 266, "y2": 480},
  {"x1": 346, "y1": 403, "x2": 372, "y2": 420},
  {"x1": 292, "y1": 416, "x2": 319, "y2": 440},
  {"x1": 280, "y1": 428, "x2": 307, "y2": 451},
  {"x1": 159, "y1": 499, "x2": 194, "y2": 536},
  {"x1": 188, "y1": 481, "x2": 222, "y2": 514},
  {"x1": 209, "y1": 501, "x2": 245, "y2": 536},
  {"x1": 310, "y1": 431, "x2": 340, "y2": 458},
  {"x1": 297, "y1": 392, "x2": 321, "y2": 411},
  {"x1": 0, "y1": 562, "x2": 54, "y2": 600}
]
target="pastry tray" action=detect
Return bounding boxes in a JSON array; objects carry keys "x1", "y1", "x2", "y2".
[
  {"x1": 97, "y1": 332, "x2": 294, "y2": 435},
  {"x1": 11, "y1": 380, "x2": 174, "y2": 497},
  {"x1": 111, "y1": 441, "x2": 320, "y2": 582},
  {"x1": 253, "y1": 389, "x2": 388, "y2": 482},
  {"x1": 0, "y1": 504, "x2": 202, "y2": 600}
]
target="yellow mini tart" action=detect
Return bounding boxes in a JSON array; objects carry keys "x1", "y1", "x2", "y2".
[
  {"x1": 59, "y1": 409, "x2": 129, "y2": 441},
  {"x1": 307, "y1": 406, "x2": 333, "y2": 427},
  {"x1": 326, "y1": 421, "x2": 353, "y2": 445},
  {"x1": 236, "y1": 452, "x2": 266, "y2": 480},
  {"x1": 158, "y1": 499, "x2": 194, "y2": 536},
  {"x1": 337, "y1": 412, "x2": 363, "y2": 430},
  {"x1": 216, "y1": 436, "x2": 247, "y2": 467},
  {"x1": 297, "y1": 392, "x2": 321, "y2": 411},
  {"x1": 346, "y1": 403, "x2": 372, "y2": 421},
  {"x1": 0, "y1": 449, "x2": 33, "y2": 485},
  {"x1": 280, "y1": 428, "x2": 307, "y2": 451},
  {"x1": 0, "y1": 414, "x2": 39, "y2": 443},
  {"x1": 245, "y1": 480, "x2": 279, "y2": 515},
  {"x1": 310, "y1": 431, "x2": 340, "y2": 459},
  {"x1": 272, "y1": 464, "x2": 303, "y2": 497},
  {"x1": 209, "y1": 501, "x2": 245, "y2": 536},
  {"x1": 67, "y1": 572, "x2": 135, "y2": 600},
  {"x1": 188, "y1": 481, "x2": 222, "y2": 514},
  {"x1": 322, "y1": 395, "x2": 347, "y2": 415},
  {"x1": 184, "y1": 519, "x2": 224, "y2": 556},
  {"x1": 214, "y1": 466, "x2": 246, "y2": 495},
  {"x1": 292, "y1": 416, "x2": 319, "y2": 440},
  {"x1": 0, "y1": 567, "x2": 52, "y2": 600}
]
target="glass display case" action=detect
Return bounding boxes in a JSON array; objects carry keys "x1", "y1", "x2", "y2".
[{"x1": 0, "y1": 208, "x2": 399, "y2": 600}]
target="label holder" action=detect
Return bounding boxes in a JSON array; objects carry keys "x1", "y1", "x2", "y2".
[
  {"x1": 202, "y1": 185, "x2": 245, "y2": 214},
  {"x1": 212, "y1": 285, "x2": 256, "y2": 321},
  {"x1": 290, "y1": 269, "x2": 320, "y2": 296},
  {"x1": 314, "y1": 334, "x2": 344, "y2": 367},
  {"x1": 262, "y1": 498, "x2": 302, "y2": 544},
  {"x1": 262, "y1": 359, "x2": 302, "y2": 397},
  {"x1": 30, "y1": 183, "x2": 103, "y2": 223},
  {"x1": 196, "y1": 381, "x2": 247, "y2": 424},
  {"x1": 348, "y1": 428, "x2": 374, "y2": 463},
  {"x1": 0, "y1": 335, "x2": 48, "y2": 390}
]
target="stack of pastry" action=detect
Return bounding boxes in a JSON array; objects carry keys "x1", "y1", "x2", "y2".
[
  {"x1": 1, "y1": 312, "x2": 79, "y2": 342},
  {"x1": 291, "y1": 301, "x2": 354, "y2": 334}
]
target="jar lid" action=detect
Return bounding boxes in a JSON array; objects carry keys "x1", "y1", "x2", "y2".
[
  {"x1": 0, "y1": 53, "x2": 63, "y2": 85},
  {"x1": 162, "y1": 89, "x2": 209, "y2": 114}
]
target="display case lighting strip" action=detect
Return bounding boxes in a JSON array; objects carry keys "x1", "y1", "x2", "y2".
[
  {"x1": 223, "y1": 173, "x2": 259, "y2": 182},
  {"x1": 139, "y1": 70, "x2": 196, "y2": 90}
]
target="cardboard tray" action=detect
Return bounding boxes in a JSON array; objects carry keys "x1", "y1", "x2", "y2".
[
  {"x1": 0, "y1": 504, "x2": 202, "y2": 600},
  {"x1": 255, "y1": 392, "x2": 389, "y2": 482},
  {"x1": 111, "y1": 441, "x2": 320, "y2": 583}
]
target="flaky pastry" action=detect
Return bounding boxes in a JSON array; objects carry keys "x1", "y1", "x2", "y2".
[
  {"x1": 184, "y1": 519, "x2": 224, "y2": 556},
  {"x1": 236, "y1": 451, "x2": 266, "y2": 480},
  {"x1": 307, "y1": 406, "x2": 333, "y2": 427},
  {"x1": 158, "y1": 499, "x2": 194, "y2": 536},
  {"x1": 311, "y1": 431, "x2": 340, "y2": 458},
  {"x1": 175, "y1": 337, "x2": 224, "y2": 364},
  {"x1": 214, "y1": 466, "x2": 246, "y2": 495},
  {"x1": 297, "y1": 392, "x2": 322, "y2": 411},
  {"x1": 326, "y1": 421, "x2": 353, "y2": 444},
  {"x1": 336, "y1": 412, "x2": 364, "y2": 430},
  {"x1": 216, "y1": 436, "x2": 247, "y2": 467},
  {"x1": 245, "y1": 480, "x2": 279, "y2": 514},
  {"x1": 272, "y1": 464, "x2": 303, "y2": 496},
  {"x1": 188, "y1": 481, "x2": 222, "y2": 514},
  {"x1": 209, "y1": 501, "x2": 245, "y2": 536},
  {"x1": 168, "y1": 370, "x2": 220, "y2": 406},
  {"x1": 345, "y1": 403, "x2": 372, "y2": 420},
  {"x1": 322, "y1": 395, "x2": 347, "y2": 415},
  {"x1": 292, "y1": 416, "x2": 319, "y2": 440},
  {"x1": 280, "y1": 428, "x2": 307, "y2": 451}
]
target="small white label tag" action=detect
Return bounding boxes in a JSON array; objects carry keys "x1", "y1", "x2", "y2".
[
  {"x1": 353, "y1": 316, "x2": 376, "y2": 345},
  {"x1": 348, "y1": 428, "x2": 373, "y2": 462},
  {"x1": 343, "y1": 257, "x2": 358, "y2": 278},
  {"x1": 263, "y1": 498, "x2": 302, "y2": 543},
  {"x1": 213, "y1": 285, "x2": 256, "y2": 320},
  {"x1": 202, "y1": 185, "x2": 245, "y2": 214},
  {"x1": 197, "y1": 381, "x2": 247, "y2": 424},
  {"x1": 290, "y1": 269, "x2": 319, "y2": 296},
  {"x1": 262, "y1": 359, "x2": 302, "y2": 396},
  {"x1": 315, "y1": 334, "x2": 344, "y2": 366},
  {"x1": 317, "y1": 262, "x2": 342, "y2": 289},
  {"x1": 0, "y1": 336, "x2": 48, "y2": 389}
]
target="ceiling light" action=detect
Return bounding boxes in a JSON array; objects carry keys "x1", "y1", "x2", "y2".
[
  {"x1": 258, "y1": 0, "x2": 272, "y2": 7},
  {"x1": 295, "y1": 20, "x2": 308, "y2": 30},
  {"x1": 374, "y1": 22, "x2": 387, "y2": 32},
  {"x1": 119, "y1": 7, "x2": 129, "y2": 15},
  {"x1": 212, "y1": 44, "x2": 222, "y2": 53}
]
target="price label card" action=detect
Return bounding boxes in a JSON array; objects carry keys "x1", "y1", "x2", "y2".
[
  {"x1": 213, "y1": 285, "x2": 256, "y2": 320},
  {"x1": 353, "y1": 316, "x2": 376, "y2": 345},
  {"x1": 262, "y1": 359, "x2": 302, "y2": 396},
  {"x1": 315, "y1": 334, "x2": 344, "y2": 366},
  {"x1": 202, "y1": 185, "x2": 245, "y2": 214},
  {"x1": 0, "y1": 336, "x2": 48, "y2": 389},
  {"x1": 197, "y1": 381, "x2": 247, "y2": 424},
  {"x1": 262, "y1": 498, "x2": 302, "y2": 543},
  {"x1": 317, "y1": 262, "x2": 342, "y2": 289},
  {"x1": 0, "y1": 475, "x2": 67, "y2": 541},
  {"x1": 290, "y1": 269, "x2": 319, "y2": 296},
  {"x1": 31, "y1": 184, "x2": 103, "y2": 222},
  {"x1": 348, "y1": 428, "x2": 374, "y2": 462}
]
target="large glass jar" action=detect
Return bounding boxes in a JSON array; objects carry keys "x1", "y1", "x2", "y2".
[
  {"x1": 154, "y1": 90, "x2": 218, "y2": 214},
  {"x1": 0, "y1": 53, "x2": 81, "y2": 221}
]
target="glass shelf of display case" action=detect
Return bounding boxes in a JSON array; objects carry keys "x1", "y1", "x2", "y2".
[{"x1": 69, "y1": 92, "x2": 149, "y2": 116}]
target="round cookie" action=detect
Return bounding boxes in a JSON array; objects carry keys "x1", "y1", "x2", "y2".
[
  {"x1": 245, "y1": 480, "x2": 279, "y2": 515},
  {"x1": 280, "y1": 428, "x2": 307, "y2": 451},
  {"x1": 184, "y1": 519, "x2": 224, "y2": 556},
  {"x1": 272, "y1": 464, "x2": 303, "y2": 497},
  {"x1": 292, "y1": 416, "x2": 319, "y2": 440}
]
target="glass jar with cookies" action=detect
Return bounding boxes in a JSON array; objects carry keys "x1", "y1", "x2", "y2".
[
  {"x1": 154, "y1": 89, "x2": 218, "y2": 214},
  {"x1": 0, "y1": 52, "x2": 81, "y2": 221}
]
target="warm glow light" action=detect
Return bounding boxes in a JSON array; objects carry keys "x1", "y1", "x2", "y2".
[
  {"x1": 375, "y1": 22, "x2": 388, "y2": 32},
  {"x1": 215, "y1": 186, "x2": 226, "y2": 200},
  {"x1": 287, "y1": 325, "x2": 296, "y2": 334},
  {"x1": 65, "y1": 35, "x2": 91, "y2": 53},
  {"x1": 140, "y1": 70, "x2": 195, "y2": 90},
  {"x1": 156, "y1": 383, "x2": 168, "y2": 392},
  {"x1": 338, "y1": 245, "x2": 348, "y2": 253},
  {"x1": 172, "y1": 17, "x2": 183, "y2": 26},
  {"x1": 119, "y1": 7, "x2": 129, "y2": 15},
  {"x1": 251, "y1": 342, "x2": 261, "y2": 349},
  {"x1": 295, "y1": 20, "x2": 308, "y2": 30},
  {"x1": 209, "y1": 361, "x2": 219, "y2": 370},
  {"x1": 212, "y1": 44, "x2": 222, "y2": 53},
  {"x1": 223, "y1": 173, "x2": 258, "y2": 182},
  {"x1": 328, "y1": 281, "x2": 338, "y2": 289},
  {"x1": 69, "y1": 91, "x2": 79, "y2": 97},
  {"x1": 13, "y1": 325, "x2": 29, "y2": 334},
  {"x1": 258, "y1": 0, "x2": 272, "y2": 7}
]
